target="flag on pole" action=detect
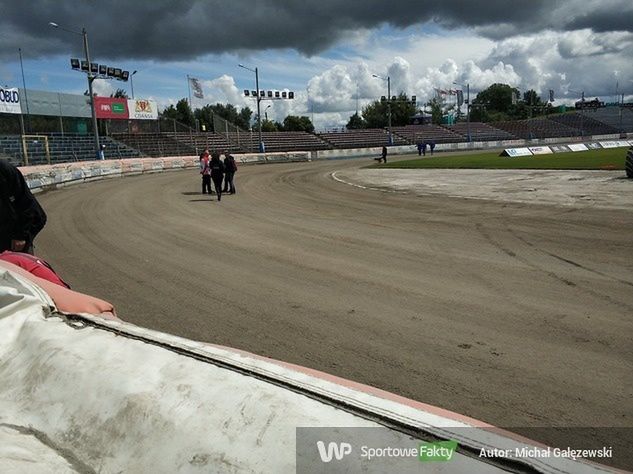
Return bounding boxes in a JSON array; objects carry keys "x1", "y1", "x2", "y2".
[{"x1": 189, "y1": 77, "x2": 204, "y2": 99}]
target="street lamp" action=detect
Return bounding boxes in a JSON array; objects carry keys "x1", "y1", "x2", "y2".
[
  {"x1": 239, "y1": 63, "x2": 264, "y2": 152},
  {"x1": 453, "y1": 81, "x2": 470, "y2": 142},
  {"x1": 265, "y1": 104, "x2": 271, "y2": 121},
  {"x1": 372, "y1": 74, "x2": 392, "y2": 145},
  {"x1": 49, "y1": 21, "x2": 101, "y2": 160},
  {"x1": 130, "y1": 70, "x2": 137, "y2": 99}
]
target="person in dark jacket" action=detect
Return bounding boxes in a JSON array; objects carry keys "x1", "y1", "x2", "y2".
[
  {"x1": 222, "y1": 151, "x2": 237, "y2": 195},
  {"x1": 0, "y1": 159, "x2": 47, "y2": 254},
  {"x1": 209, "y1": 153, "x2": 225, "y2": 201},
  {"x1": 381, "y1": 146, "x2": 388, "y2": 163}
]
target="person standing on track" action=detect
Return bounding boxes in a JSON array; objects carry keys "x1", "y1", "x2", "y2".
[
  {"x1": 222, "y1": 150, "x2": 237, "y2": 195},
  {"x1": 381, "y1": 145, "x2": 388, "y2": 163},
  {"x1": 0, "y1": 159, "x2": 47, "y2": 254},
  {"x1": 210, "y1": 152, "x2": 225, "y2": 201},
  {"x1": 199, "y1": 149, "x2": 212, "y2": 195}
]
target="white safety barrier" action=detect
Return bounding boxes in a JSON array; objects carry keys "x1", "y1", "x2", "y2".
[{"x1": 0, "y1": 264, "x2": 617, "y2": 473}]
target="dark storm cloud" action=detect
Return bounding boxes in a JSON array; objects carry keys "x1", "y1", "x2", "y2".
[{"x1": 0, "y1": 0, "x2": 630, "y2": 60}]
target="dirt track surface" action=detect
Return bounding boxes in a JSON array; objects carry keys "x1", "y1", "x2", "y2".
[{"x1": 37, "y1": 158, "x2": 633, "y2": 466}]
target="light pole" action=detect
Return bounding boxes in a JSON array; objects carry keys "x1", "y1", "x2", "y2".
[
  {"x1": 265, "y1": 104, "x2": 271, "y2": 122},
  {"x1": 453, "y1": 81, "x2": 470, "y2": 142},
  {"x1": 372, "y1": 74, "x2": 392, "y2": 145},
  {"x1": 50, "y1": 21, "x2": 101, "y2": 159},
  {"x1": 569, "y1": 89, "x2": 585, "y2": 138},
  {"x1": 239, "y1": 63, "x2": 264, "y2": 152},
  {"x1": 130, "y1": 70, "x2": 137, "y2": 99}
]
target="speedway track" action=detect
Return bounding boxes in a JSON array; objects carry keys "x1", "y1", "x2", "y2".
[{"x1": 37, "y1": 157, "x2": 633, "y2": 465}]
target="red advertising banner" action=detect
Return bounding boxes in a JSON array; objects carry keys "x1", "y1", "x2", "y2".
[{"x1": 94, "y1": 97, "x2": 129, "y2": 119}]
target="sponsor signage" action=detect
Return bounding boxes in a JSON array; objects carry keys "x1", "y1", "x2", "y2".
[
  {"x1": 586, "y1": 142, "x2": 602, "y2": 149},
  {"x1": 127, "y1": 99, "x2": 158, "y2": 120},
  {"x1": 567, "y1": 143, "x2": 589, "y2": 152},
  {"x1": 0, "y1": 87, "x2": 22, "y2": 114},
  {"x1": 599, "y1": 141, "x2": 626, "y2": 149},
  {"x1": 504, "y1": 147, "x2": 532, "y2": 157},
  {"x1": 528, "y1": 146, "x2": 552, "y2": 155},
  {"x1": 94, "y1": 97, "x2": 129, "y2": 119},
  {"x1": 550, "y1": 145, "x2": 571, "y2": 153}
]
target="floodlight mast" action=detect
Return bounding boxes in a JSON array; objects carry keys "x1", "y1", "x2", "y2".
[
  {"x1": 372, "y1": 74, "x2": 392, "y2": 145},
  {"x1": 130, "y1": 70, "x2": 137, "y2": 99},
  {"x1": 50, "y1": 22, "x2": 101, "y2": 159},
  {"x1": 453, "y1": 81, "x2": 470, "y2": 142},
  {"x1": 239, "y1": 64, "x2": 264, "y2": 152}
]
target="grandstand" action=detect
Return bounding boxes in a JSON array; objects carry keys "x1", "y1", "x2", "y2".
[
  {"x1": 550, "y1": 112, "x2": 618, "y2": 136},
  {"x1": 492, "y1": 118, "x2": 579, "y2": 140},
  {"x1": 226, "y1": 131, "x2": 331, "y2": 153},
  {"x1": 578, "y1": 107, "x2": 633, "y2": 134},
  {"x1": 110, "y1": 133, "x2": 195, "y2": 157},
  {"x1": 0, "y1": 134, "x2": 142, "y2": 165},
  {"x1": 445, "y1": 122, "x2": 516, "y2": 141},
  {"x1": 317, "y1": 128, "x2": 408, "y2": 149},
  {"x1": 390, "y1": 124, "x2": 464, "y2": 144}
]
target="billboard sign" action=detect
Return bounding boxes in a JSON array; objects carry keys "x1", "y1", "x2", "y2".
[
  {"x1": 0, "y1": 87, "x2": 22, "y2": 114},
  {"x1": 504, "y1": 148, "x2": 532, "y2": 157},
  {"x1": 127, "y1": 99, "x2": 158, "y2": 120},
  {"x1": 528, "y1": 146, "x2": 553, "y2": 155},
  {"x1": 94, "y1": 97, "x2": 129, "y2": 119}
]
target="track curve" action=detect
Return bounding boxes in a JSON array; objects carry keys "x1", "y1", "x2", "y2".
[{"x1": 36, "y1": 158, "x2": 633, "y2": 463}]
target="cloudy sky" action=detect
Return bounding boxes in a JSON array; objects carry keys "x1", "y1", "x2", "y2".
[{"x1": 1, "y1": 0, "x2": 632, "y2": 129}]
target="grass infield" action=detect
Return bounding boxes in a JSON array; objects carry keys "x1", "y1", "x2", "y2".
[{"x1": 372, "y1": 148, "x2": 627, "y2": 170}]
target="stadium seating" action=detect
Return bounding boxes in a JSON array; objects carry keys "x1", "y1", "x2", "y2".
[
  {"x1": 389, "y1": 124, "x2": 464, "y2": 144},
  {"x1": 549, "y1": 112, "x2": 618, "y2": 136},
  {"x1": 225, "y1": 131, "x2": 331, "y2": 152},
  {"x1": 445, "y1": 122, "x2": 516, "y2": 141},
  {"x1": 111, "y1": 133, "x2": 195, "y2": 157},
  {"x1": 0, "y1": 134, "x2": 143, "y2": 165},
  {"x1": 577, "y1": 107, "x2": 633, "y2": 134},
  {"x1": 584, "y1": 107, "x2": 633, "y2": 133},
  {"x1": 317, "y1": 128, "x2": 408, "y2": 149},
  {"x1": 492, "y1": 118, "x2": 579, "y2": 139}
]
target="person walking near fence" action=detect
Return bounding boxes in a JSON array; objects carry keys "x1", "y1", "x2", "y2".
[
  {"x1": 0, "y1": 159, "x2": 47, "y2": 254},
  {"x1": 210, "y1": 152, "x2": 225, "y2": 201},
  {"x1": 199, "y1": 149, "x2": 212, "y2": 195},
  {"x1": 222, "y1": 151, "x2": 237, "y2": 195}
]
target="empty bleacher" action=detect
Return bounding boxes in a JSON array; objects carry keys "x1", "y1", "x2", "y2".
[
  {"x1": 224, "y1": 131, "x2": 331, "y2": 152},
  {"x1": 111, "y1": 133, "x2": 195, "y2": 157},
  {"x1": 549, "y1": 112, "x2": 618, "y2": 136},
  {"x1": 585, "y1": 107, "x2": 633, "y2": 133},
  {"x1": 445, "y1": 122, "x2": 516, "y2": 141},
  {"x1": 0, "y1": 134, "x2": 143, "y2": 165},
  {"x1": 317, "y1": 128, "x2": 408, "y2": 149},
  {"x1": 390, "y1": 124, "x2": 464, "y2": 144},
  {"x1": 492, "y1": 118, "x2": 579, "y2": 140}
]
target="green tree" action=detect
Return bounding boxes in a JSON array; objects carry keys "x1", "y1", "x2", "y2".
[
  {"x1": 428, "y1": 98, "x2": 444, "y2": 125},
  {"x1": 472, "y1": 83, "x2": 521, "y2": 118},
  {"x1": 346, "y1": 112, "x2": 365, "y2": 129},
  {"x1": 261, "y1": 119, "x2": 278, "y2": 132},
  {"x1": 361, "y1": 93, "x2": 417, "y2": 128},
  {"x1": 523, "y1": 89, "x2": 543, "y2": 106},
  {"x1": 160, "y1": 99, "x2": 195, "y2": 127},
  {"x1": 282, "y1": 115, "x2": 314, "y2": 133}
]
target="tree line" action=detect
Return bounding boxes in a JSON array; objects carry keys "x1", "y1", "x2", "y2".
[{"x1": 118, "y1": 82, "x2": 557, "y2": 133}]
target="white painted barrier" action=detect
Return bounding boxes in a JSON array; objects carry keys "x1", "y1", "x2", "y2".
[
  {"x1": 0, "y1": 264, "x2": 615, "y2": 473},
  {"x1": 17, "y1": 130, "x2": 631, "y2": 192}
]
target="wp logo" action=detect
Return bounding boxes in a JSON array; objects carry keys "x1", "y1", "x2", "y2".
[{"x1": 316, "y1": 441, "x2": 352, "y2": 462}]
